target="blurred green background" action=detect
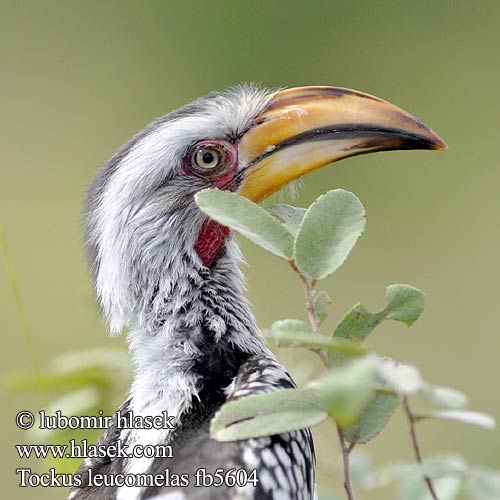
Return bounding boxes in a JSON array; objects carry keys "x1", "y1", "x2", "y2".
[{"x1": 1, "y1": 1, "x2": 499, "y2": 498}]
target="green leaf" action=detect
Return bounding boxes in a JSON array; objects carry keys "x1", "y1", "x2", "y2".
[
  {"x1": 30, "y1": 387, "x2": 102, "y2": 442},
  {"x1": 399, "y1": 473, "x2": 464, "y2": 500},
  {"x1": 332, "y1": 284, "x2": 425, "y2": 344},
  {"x1": 4, "y1": 348, "x2": 131, "y2": 393},
  {"x1": 269, "y1": 320, "x2": 366, "y2": 355},
  {"x1": 45, "y1": 387, "x2": 102, "y2": 417},
  {"x1": 210, "y1": 388, "x2": 327, "y2": 441},
  {"x1": 195, "y1": 189, "x2": 294, "y2": 259},
  {"x1": 465, "y1": 468, "x2": 500, "y2": 500},
  {"x1": 271, "y1": 319, "x2": 312, "y2": 336},
  {"x1": 4, "y1": 368, "x2": 113, "y2": 392},
  {"x1": 307, "y1": 356, "x2": 377, "y2": 426},
  {"x1": 377, "y1": 359, "x2": 424, "y2": 395},
  {"x1": 421, "y1": 384, "x2": 468, "y2": 409},
  {"x1": 384, "y1": 284, "x2": 425, "y2": 326},
  {"x1": 51, "y1": 348, "x2": 130, "y2": 373},
  {"x1": 333, "y1": 303, "x2": 384, "y2": 342},
  {"x1": 343, "y1": 391, "x2": 399, "y2": 444},
  {"x1": 397, "y1": 456, "x2": 466, "y2": 500},
  {"x1": 268, "y1": 203, "x2": 307, "y2": 236},
  {"x1": 349, "y1": 449, "x2": 377, "y2": 488},
  {"x1": 211, "y1": 357, "x2": 376, "y2": 440},
  {"x1": 294, "y1": 189, "x2": 366, "y2": 280},
  {"x1": 314, "y1": 291, "x2": 332, "y2": 321},
  {"x1": 415, "y1": 410, "x2": 496, "y2": 429},
  {"x1": 377, "y1": 454, "x2": 467, "y2": 488}
]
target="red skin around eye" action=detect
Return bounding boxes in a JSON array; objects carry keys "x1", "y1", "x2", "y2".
[
  {"x1": 187, "y1": 141, "x2": 238, "y2": 267},
  {"x1": 209, "y1": 163, "x2": 237, "y2": 189}
]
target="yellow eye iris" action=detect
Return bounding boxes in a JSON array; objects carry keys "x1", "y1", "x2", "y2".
[{"x1": 194, "y1": 147, "x2": 221, "y2": 169}]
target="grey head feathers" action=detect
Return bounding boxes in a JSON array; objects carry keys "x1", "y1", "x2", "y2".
[{"x1": 84, "y1": 84, "x2": 276, "y2": 334}]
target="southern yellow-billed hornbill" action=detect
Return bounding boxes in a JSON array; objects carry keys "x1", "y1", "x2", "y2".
[{"x1": 71, "y1": 85, "x2": 445, "y2": 500}]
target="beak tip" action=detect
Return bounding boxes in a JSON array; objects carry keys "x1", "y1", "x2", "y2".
[
  {"x1": 421, "y1": 125, "x2": 447, "y2": 151},
  {"x1": 431, "y1": 136, "x2": 449, "y2": 151}
]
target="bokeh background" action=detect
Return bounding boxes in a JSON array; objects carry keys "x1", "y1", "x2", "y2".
[{"x1": 2, "y1": 1, "x2": 499, "y2": 498}]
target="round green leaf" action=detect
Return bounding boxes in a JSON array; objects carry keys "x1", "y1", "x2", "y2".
[
  {"x1": 333, "y1": 303, "x2": 384, "y2": 342},
  {"x1": 210, "y1": 388, "x2": 327, "y2": 441},
  {"x1": 294, "y1": 189, "x2": 365, "y2": 280},
  {"x1": 349, "y1": 449, "x2": 377, "y2": 488},
  {"x1": 195, "y1": 189, "x2": 294, "y2": 259},
  {"x1": 377, "y1": 359, "x2": 423, "y2": 395},
  {"x1": 385, "y1": 284, "x2": 425, "y2": 326},
  {"x1": 466, "y1": 468, "x2": 500, "y2": 500},
  {"x1": 397, "y1": 455, "x2": 466, "y2": 500},
  {"x1": 269, "y1": 320, "x2": 366, "y2": 355},
  {"x1": 416, "y1": 410, "x2": 496, "y2": 429},
  {"x1": 421, "y1": 384, "x2": 468, "y2": 409},
  {"x1": 314, "y1": 291, "x2": 332, "y2": 321},
  {"x1": 343, "y1": 392, "x2": 399, "y2": 444},
  {"x1": 307, "y1": 356, "x2": 377, "y2": 426}
]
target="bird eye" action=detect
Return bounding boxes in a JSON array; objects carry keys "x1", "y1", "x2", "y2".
[
  {"x1": 184, "y1": 140, "x2": 236, "y2": 179},
  {"x1": 194, "y1": 147, "x2": 222, "y2": 170}
]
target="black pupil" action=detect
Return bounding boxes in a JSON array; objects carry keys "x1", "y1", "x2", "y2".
[{"x1": 202, "y1": 151, "x2": 215, "y2": 164}]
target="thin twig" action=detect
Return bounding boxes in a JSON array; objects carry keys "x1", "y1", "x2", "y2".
[
  {"x1": 289, "y1": 261, "x2": 327, "y2": 366},
  {"x1": 337, "y1": 423, "x2": 357, "y2": 500},
  {"x1": 402, "y1": 397, "x2": 439, "y2": 500},
  {"x1": 290, "y1": 260, "x2": 355, "y2": 500}
]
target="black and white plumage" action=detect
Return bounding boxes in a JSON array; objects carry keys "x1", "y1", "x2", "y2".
[
  {"x1": 71, "y1": 84, "x2": 445, "y2": 500},
  {"x1": 73, "y1": 357, "x2": 314, "y2": 500}
]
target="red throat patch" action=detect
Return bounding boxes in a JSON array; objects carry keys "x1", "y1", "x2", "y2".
[{"x1": 195, "y1": 219, "x2": 230, "y2": 267}]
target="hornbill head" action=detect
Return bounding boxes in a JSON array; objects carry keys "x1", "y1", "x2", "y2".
[{"x1": 85, "y1": 84, "x2": 445, "y2": 334}]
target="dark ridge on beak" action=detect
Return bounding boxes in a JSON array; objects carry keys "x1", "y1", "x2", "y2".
[{"x1": 266, "y1": 86, "x2": 385, "y2": 112}]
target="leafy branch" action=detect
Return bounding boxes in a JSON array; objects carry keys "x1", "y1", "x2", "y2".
[
  {"x1": 196, "y1": 187, "x2": 498, "y2": 500},
  {"x1": 7, "y1": 187, "x2": 497, "y2": 499}
]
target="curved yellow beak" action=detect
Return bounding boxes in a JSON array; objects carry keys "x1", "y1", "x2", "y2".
[{"x1": 238, "y1": 86, "x2": 447, "y2": 202}]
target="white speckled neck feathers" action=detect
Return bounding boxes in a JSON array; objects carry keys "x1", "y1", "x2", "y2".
[{"x1": 127, "y1": 235, "x2": 272, "y2": 424}]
